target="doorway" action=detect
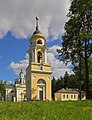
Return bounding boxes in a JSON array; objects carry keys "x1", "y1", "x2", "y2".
[
  {"x1": 39, "y1": 91, "x2": 43, "y2": 100},
  {"x1": 37, "y1": 79, "x2": 46, "y2": 100}
]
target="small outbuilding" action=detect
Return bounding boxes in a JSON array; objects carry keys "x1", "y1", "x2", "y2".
[{"x1": 54, "y1": 88, "x2": 86, "y2": 101}]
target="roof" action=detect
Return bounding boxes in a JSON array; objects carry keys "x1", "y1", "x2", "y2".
[
  {"x1": 33, "y1": 29, "x2": 42, "y2": 35},
  {"x1": 5, "y1": 85, "x2": 14, "y2": 88},
  {"x1": 56, "y1": 88, "x2": 85, "y2": 94}
]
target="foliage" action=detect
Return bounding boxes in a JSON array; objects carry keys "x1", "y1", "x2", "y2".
[
  {"x1": 52, "y1": 72, "x2": 79, "y2": 95},
  {"x1": 0, "y1": 80, "x2": 6, "y2": 97},
  {"x1": 0, "y1": 101, "x2": 92, "y2": 120},
  {"x1": 58, "y1": 0, "x2": 92, "y2": 99},
  {"x1": 52, "y1": 77, "x2": 57, "y2": 99}
]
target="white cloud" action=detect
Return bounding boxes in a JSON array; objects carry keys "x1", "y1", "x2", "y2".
[
  {"x1": 47, "y1": 45, "x2": 73, "y2": 78},
  {"x1": 9, "y1": 45, "x2": 73, "y2": 78},
  {"x1": 9, "y1": 54, "x2": 29, "y2": 75},
  {"x1": 48, "y1": 45, "x2": 61, "y2": 55},
  {"x1": 0, "y1": 0, "x2": 70, "y2": 39}
]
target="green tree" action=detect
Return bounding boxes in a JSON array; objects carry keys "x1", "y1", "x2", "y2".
[
  {"x1": 0, "y1": 84, "x2": 5, "y2": 97},
  {"x1": 63, "y1": 72, "x2": 79, "y2": 89},
  {"x1": 0, "y1": 80, "x2": 6, "y2": 97},
  {"x1": 58, "y1": 0, "x2": 92, "y2": 99},
  {"x1": 73, "y1": 58, "x2": 92, "y2": 92},
  {"x1": 52, "y1": 77, "x2": 57, "y2": 99},
  {"x1": 68, "y1": 74, "x2": 79, "y2": 88},
  {"x1": 63, "y1": 71, "x2": 69, "y2": 88}
]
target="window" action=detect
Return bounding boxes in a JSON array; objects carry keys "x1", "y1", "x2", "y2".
[
  {"x1": 63, "y1": 95, "x2": 65, "y2": 99},
  {"x1": 71, "y1": 95, "x2": 73, "y2": 98},
  {"x1": 74, "y1": 95, "x2": 76, "y2": 99},
  {"x1": 37, "y1": 79, "x2": 46, "y2": 85},
  {"x1": 37, "y1": 40, "x2": 42, "y2": 44},
  {"x1": 40, "y1": 65, "x2": 43, "y2": 70},
  {"x1": 20, "y1": 79, "x2": 21, "y2": 83},
  {"x1": 82, "y1": 95, "x2": 84, "y2": 98},
  {"x1": 37, "y1": 52, "x2": 42, "y2": 63},
  {"x1": 78, "y1": 95, "x2": 80, "y2": 99},
  {"x1": 67, "y1": 95, "x2": 68, "y2": 98}
]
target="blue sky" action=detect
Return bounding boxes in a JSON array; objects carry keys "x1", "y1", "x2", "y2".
[
  {"x1": 0, "y1": 31, "x2": 73, "y2": 83},
  {"x1": 0, "y1": 32, "x2": 29, "y2": 81},
  {"x1": 0, "y1": 0, "x2": 71, "y2": 83},
  {"x1": 0, "y1": 31, "x2": 61, "y2": 81}
]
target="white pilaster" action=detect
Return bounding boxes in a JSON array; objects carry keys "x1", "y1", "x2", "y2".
[{"x1": 45, "y1": 50, "x2": 47, "y2": 64}]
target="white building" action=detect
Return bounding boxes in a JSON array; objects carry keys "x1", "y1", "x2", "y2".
[
  {"x1": 5, "y1": 69, "x2": 26, "y2": 102},
  {"x1": 54, "y1": 88, "x2": 86, "y2": 101}
]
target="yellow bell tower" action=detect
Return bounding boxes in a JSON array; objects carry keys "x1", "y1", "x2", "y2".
[{"x1": 26, "y1": 16, "x2": 52, "y2": 101}]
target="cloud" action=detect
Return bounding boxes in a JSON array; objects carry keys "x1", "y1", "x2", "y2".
[
  {"x1": 47, "y1": 45, "x2": 73, "y2": 78},
  {"x1": 9, "y1": 45, "x2": 73, "y2": 78},
  {"x1": 0, "y1": 0, "x2": 70, "y2": 39},
  {"x1": 48, "y1": 45, "x2": 61, "y2": 55},
  {"x1": 9, "y1": 54, "x2": 29, "y2": 75}
]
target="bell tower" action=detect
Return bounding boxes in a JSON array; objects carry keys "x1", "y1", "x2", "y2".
[{"x1": 26, "y1": 16, "x2": 52, "y2": 101}]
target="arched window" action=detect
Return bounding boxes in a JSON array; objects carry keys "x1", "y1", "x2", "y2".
[
  {"x1": 37, "y1": 51, "x2": 42, "y2": 63},
  {"x1": 37, "y1": 79, "x2": 46, "y2": 85},
  {"x1": 37, "y1": 40, "x2": 42, "y2": 44},
  {"x1": 20, "y1": 79, "x2": 21, "y2": 83}
]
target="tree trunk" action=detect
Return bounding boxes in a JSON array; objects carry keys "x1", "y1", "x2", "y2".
[
  {"x1": 85, "y1": 40, "x2": 90, "y2": 99},
  {"x1": 79, "y1": 56, "x2": 82, "y2": 100}
]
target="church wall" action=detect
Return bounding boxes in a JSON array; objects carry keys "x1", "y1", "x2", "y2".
[
  {"x1": 30, "y1": 72, "x2": 52, "y2": 101},
  {"x1": 5, "y1": 87, "x2": 15, "y2": 101},
  {"x1": 31, "y1": 63, "x2": 51, "y2": 71},
  {"x1": 26, "y1": 66, "x2": 31, "y2": 101},
  {"x1": 16, "y1": 86, "x2": 26, "y2": 102}
]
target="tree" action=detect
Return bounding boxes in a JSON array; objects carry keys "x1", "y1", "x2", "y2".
[
  {"x1": 52, "y1": 76, "x2": 65, "y2": 99},
  {"x1": 73, "y1": 58, "x2": 92, "y2": 91},
  {"x1": 58, "y1": 0, "x2": 92, "y2": 99},
  {"x1": 63, "y1": 71, "x2": 69, "y2": 88},
  {"x1": 52, "y1": 77, "x2": 56, "y2": 99},
  {"x1": 0, "y1": 80, "x2": 6, "y2": 98}
]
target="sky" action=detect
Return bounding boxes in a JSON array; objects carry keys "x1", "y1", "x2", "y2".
[{"x1": 0, "y1": 0, "x2": 73, "y2": 83}]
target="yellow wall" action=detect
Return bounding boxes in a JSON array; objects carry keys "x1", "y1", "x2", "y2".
[
  {"x1": 26, "y1": 31, "x2": 52, "y2": 101},
  {"x1": 30, "y1": 72, "x2": 52, "y2": 100},
  {"x1": 31, "y1": 62, "x2": 51, "y2": 71}
]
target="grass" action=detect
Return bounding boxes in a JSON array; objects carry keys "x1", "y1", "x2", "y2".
[{"x1": 0, "y1": 100, "x2": 92, "y2": 120}]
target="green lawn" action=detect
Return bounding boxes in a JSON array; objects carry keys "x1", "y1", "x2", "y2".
[{"x1": 0, "y1": 100, "x2": 92, "y2": 120}]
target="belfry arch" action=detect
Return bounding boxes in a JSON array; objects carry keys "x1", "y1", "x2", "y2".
[{"x1": 37, "y1": 51, "x2": 42, "y2": 63}]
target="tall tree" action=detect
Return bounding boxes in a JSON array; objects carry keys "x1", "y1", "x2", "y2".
[
  {"x1": 63, "y1": 71, "x2": 69, "y2": 88},
  {"x1": 0, "y1": 80, "x2": 6, "y2": 98},
  {"x1": 58, "y1": 0, "x2": 92, "y2": 99},
  {"x1": 52, "y1": 77, "x2": 57, "y2": 99},
  {"x1": 73, "y1": 58, "x2": 92, "y2": 90}
]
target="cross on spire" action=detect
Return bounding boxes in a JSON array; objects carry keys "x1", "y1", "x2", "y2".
[{"x1": 36, "y1": 11, "x2": 39, "y2": 30}]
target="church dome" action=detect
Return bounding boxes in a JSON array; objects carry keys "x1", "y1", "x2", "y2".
[
  {"x1": 32, "y1": 16, "x2": 43, "y2": 36},
  {"x1": 33, "y1": 29, "x2": 42, "y2": 35}
]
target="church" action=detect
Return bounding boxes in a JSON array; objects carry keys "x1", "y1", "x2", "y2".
[
  {"x1": 4, "y1": 16, "x2": 86, "y2": 102},
  {"x1": 5, "y1": 16, "x2": 52, "y2": 102},
  {"x1": 5, "y1": 69, "x2": 26, "y2": 102},
  {"x1": 26, "y1": 16, "x2": 52, "y2": 101}
]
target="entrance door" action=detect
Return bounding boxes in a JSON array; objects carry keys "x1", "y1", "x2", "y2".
[
  {"x1": 12, "y1": 96, "x2": 14, "y2": 102},
  {"x1": 39, "y1": 91, "x2": 43, "y2": 100}
]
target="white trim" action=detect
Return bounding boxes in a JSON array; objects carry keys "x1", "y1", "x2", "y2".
[{"x1": 45, "y1": 50, "x2": 47, "y2": 64}]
